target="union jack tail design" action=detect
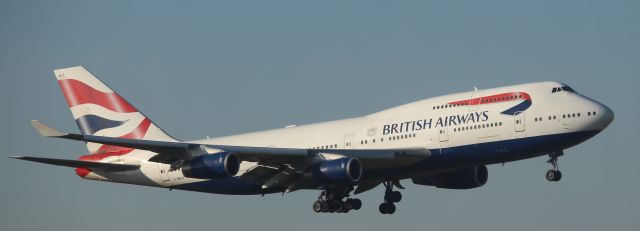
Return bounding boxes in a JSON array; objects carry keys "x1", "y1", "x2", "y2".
[{"x1": 54, "y1": 66, "x2": 177, "y2": 155}]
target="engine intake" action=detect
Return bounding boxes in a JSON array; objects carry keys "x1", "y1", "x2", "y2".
[
  {"x1": 182, "y1": 152, "x2": 240, "y2": 179},
  {"x1": 311, "y1": 158, "x2": 362, "y2": 185},
  {"x1": 412, "y1": 165, "x2": 488, "y2": 189}
]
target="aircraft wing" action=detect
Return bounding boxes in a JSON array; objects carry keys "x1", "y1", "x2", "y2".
[
  {"x1": 30, "y1": 120, "x2": 430, "y2": 190},
  {"x1": 31, "y1": 120, "x2": 430, "y2": 164},
  {"x1": 10, "y1": 156, "x2": 140, "y2": 171}
]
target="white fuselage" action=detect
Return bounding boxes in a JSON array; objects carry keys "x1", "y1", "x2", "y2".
[{"x1": 83, "y1": 81, "x2": 614, "y2": 194}]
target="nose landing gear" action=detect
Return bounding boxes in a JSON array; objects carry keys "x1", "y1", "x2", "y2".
[{"x1": 546, "y1": 151, "x2": 563, "y2": 182}]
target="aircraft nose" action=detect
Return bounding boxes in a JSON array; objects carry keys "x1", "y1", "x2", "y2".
[{"x1": 597, "y1": 103, "x2": 614, "y2": 130}]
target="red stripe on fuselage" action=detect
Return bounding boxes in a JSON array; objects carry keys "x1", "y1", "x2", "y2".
[
  {"x1": 58, "y1": 79, "x2": 138, "y2": 113},
  {"x1": 448, "y1": 92, "x2": 531, "y2": 106}
]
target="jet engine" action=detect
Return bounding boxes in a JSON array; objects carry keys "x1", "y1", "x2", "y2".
[
  {"x1": 181, "y1": 152, "x2": 240, "y2": 179},
  {"x1": 311, "y1": 158, "x2": 362, "y2": 185},
  {"x1": 412, "y1": 165, "x2": 488, "y2": 189}
]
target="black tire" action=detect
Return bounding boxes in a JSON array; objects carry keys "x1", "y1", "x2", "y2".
[
  {"x1": 554, "y1": 171, "x2": 562, "y2": 181},
  {"x1": 546, "y1": 170, "x2": 557, "y2": 181},
  {"x1": 390, "y1": 191, "x2": 402, "y2": 203},
  {"x1": 379, "y1": 203, "x2": 388, "y2": 214},
  {"x1": 329, "y1": 200, "x2": 342, "y2": 213},
  {"x1": 313, "y1": 201, "x2": 323, "y2": 213},
  {"x1": 348, "y1": 198, "x2": 362, "y2": 210},
  {"x1": 339, "y1": 203, "x2": 350, "y2": 213},
  {"x1": 319, "y1": 201, "x2": 328, "y2": 213},
  {"x1": 386, "y1": 202, "x2": 396, "y2": 214}
]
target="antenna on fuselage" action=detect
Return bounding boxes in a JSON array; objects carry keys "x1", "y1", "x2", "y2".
[{"x1": 474, "y1": 86, "x2": 479, "y2": 91}]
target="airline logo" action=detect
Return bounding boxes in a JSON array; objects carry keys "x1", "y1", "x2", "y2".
[
  {"x1": 448, "y1": 92, "x2": 532, "y2": 115},
  {"x1": 55, "y1": 67, "x2": 154, "y2": 178},
  {"x1": 57, "y1": 77, "x2": 151, "y2": 154}
]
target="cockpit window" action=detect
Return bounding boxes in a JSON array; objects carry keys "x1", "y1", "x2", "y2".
[
  {"x1": 561, "y1": 86, "x2": 575, "y2": 92},
  {"x1": 552, "y1": 86, "x2": 576, "y2": 93}
]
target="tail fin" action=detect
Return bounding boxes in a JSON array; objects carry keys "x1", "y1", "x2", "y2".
[{"x1": 54, "y1": 66, "x2": 177, "y2": 154}]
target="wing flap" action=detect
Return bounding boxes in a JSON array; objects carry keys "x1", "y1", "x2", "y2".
[{"x1": 10, "y1": 156, "x2": 140, "y2": 171}]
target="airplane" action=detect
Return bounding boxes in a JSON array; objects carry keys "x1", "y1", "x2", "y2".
[{"x1": 12, "y1": 66, "x2": 614, "y2": 214}]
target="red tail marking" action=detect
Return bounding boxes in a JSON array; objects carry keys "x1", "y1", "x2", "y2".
[{"x1": 58, "y1": 79, "x2": 138, "y2": 113}]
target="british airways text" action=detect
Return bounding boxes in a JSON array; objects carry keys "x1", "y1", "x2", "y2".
[{"x1": 382, "y1": 111, "x2": 489, "y2": 135}]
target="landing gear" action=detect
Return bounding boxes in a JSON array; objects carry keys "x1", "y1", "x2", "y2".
[
  {"x1": 546, "y1": 169, "x2": 562, "y2": 181},
  {"x1": 546, "y1": 151, "x2": 563, "y2": 182},
  {"x1": 312, "y1": 186, "x2": 361, "y2": 213},
  {"x1": 379, "y1": 202, "x2": 396, "y2": 214},
  {"x1": 379, "y1": 180, "x2": 403, "y2": 214}
]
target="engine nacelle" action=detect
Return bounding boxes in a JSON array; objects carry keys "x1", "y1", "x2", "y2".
[
  {"x1": 311, "y1": 158, "x2": 362, "y2": 185},
  {"x1": 181, "y1": 152, "x2": 240, "y2": 179},
  {"x1": 412, "y1": 165, "x2": 488, "y2": 189}
]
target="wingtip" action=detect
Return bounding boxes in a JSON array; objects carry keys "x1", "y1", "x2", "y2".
[
  {"x1": 9, "y1": 156, "x2": 25, "y2": 159},
  {"x1": 30, "y1": 120, "x2": 66, "y2": 137}
]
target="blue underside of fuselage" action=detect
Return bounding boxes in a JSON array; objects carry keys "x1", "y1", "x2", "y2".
[{"x1": 172, "y1": 130, "x2": 601, "y2": 195}]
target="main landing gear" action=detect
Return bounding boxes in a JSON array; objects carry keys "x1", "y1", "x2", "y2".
[
  {"x1": 546, "y1": 151, "x2": 563, "y2": 182},
  {"x1": 379, "y1": 180, "x2": 403, "y2": 214},
  {"x1": 312, "y1": 186, "x2": 362, "y2": 213}
]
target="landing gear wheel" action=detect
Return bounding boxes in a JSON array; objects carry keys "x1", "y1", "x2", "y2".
[
  {"x1": 346, "y1": 198, "x2": 362, "y2": 210},
  {"x1": 379, "y1": 202, "x2": 396, "y2": 214},
  {"x1": 380, "y1": 180, "x2": 402, "y2": 214},
  {"x1": 328, "y1": 200, "x2": 342, "y2": 213},
  {"x1": 338, "y1": 202, "x2": 350, "y2": 213},
  {"x1": 390, "y1": 191, "x2": 402, "y2": 203},
  {"x1": 386, "y1": 203, "x2": 396, "y2": 214},
  {"x1": 546, "y1": 151, "x2": 563, "y2": 182},
  {"x1": 313, "y1": 201, "x2": 323, "y2": 213},
  {"x1": 313, "y1": 186, "x2": 361, "y2": 214},
  {"x1": 546, "y1": 170, "x2": 562, "y2": 181}
]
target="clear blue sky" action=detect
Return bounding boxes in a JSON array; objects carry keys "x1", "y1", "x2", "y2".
[{"x1": 1, "y1": 1, "x2": 638, "y2": 230}]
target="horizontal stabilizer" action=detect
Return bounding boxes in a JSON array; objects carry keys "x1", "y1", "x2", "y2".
[
  {"x1": 10, "y1": 156, "x2": 140, "y2": 171},
  {"x1": 31, "y1": 120, "x2": 84, "y2": 141},
  {"x1": 31, "y1": 120, "x2": 67, "y2": 137}
]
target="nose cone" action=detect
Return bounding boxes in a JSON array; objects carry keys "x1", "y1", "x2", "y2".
[{"x1": 597, "y1": 104, "x2": 614, "y2": 130}]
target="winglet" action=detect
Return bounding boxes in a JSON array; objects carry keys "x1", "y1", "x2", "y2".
[{"x1": 31, "y1": 120, "x2": 67, "y2": 137}]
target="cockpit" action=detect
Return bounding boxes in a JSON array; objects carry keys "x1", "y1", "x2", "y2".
[{"x1": 552, "y1": 86, "x2": 575, "y2": 93}]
